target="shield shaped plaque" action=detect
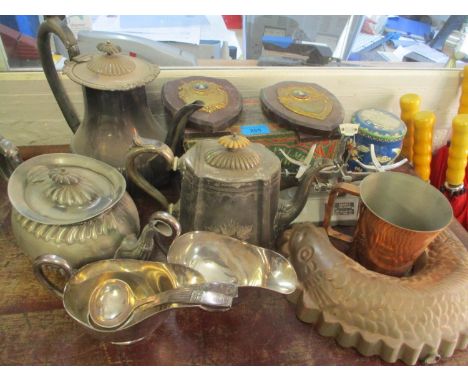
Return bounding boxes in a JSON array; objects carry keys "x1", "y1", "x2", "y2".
[
  {"x1": 260, "y1": 81, "x2": 344, "y2": 137},
  {"x1": 162, "y1": 76, "x2": 243, "y2": 132}
]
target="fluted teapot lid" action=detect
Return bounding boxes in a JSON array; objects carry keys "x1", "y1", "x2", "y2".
[
  {"x1": 7, "y1": 153, "x2": 126, "y2": 225},
  {"x1": 182, "y1": 134, "x2": 280, "y2": 184},
  {"x1": 63, "y1": 41, "x2": 160, "y2": 91},
  {"x1": 204, "y1": 134, "x2": 261, "y2": 171}
]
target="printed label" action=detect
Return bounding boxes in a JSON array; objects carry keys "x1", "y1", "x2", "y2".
[
  {"x1": 324, "y1": 194, "x2": 360, "y2": 223},
  {"x1": 240, "y1": 124, "x2": 271, "y2": 136},
  {"x1": 334, "y1": 201, "x2": 357, "y2": 216}
]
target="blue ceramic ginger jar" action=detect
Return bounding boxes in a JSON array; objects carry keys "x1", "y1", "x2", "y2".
[{"x1": 350, "y1": 108, "x2": 406, "y2": 170}]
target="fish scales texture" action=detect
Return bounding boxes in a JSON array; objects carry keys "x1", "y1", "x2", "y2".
[{"x1": 286, "y1": 223, "x2": 468, "y2": 364}]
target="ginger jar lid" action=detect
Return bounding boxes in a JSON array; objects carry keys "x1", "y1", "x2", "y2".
[
  {"x1": 63, "y1": 41, "x2": 160, "y2": 91},
  {"x1": 7, "y1": 153, "x2": 126, "y2": 225},
  {"x1": 351, "y1": 108, "x2": 407, "y2": 142}
]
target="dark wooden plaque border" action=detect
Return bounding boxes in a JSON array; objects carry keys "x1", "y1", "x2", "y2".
[
  {"x1": 162, "y1": 76, "x2": 243, "y2": 132},
  {"x1": 260, "y1": 81, "x2": 345, "y2": 137}
]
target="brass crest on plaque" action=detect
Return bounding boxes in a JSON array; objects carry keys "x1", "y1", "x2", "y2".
[
  {"x1": 178, "y1": 80, "x2": 229, "y2": 113},
  {"x1": 277, "y1": 85, "x2": 333, "y2": 120}
]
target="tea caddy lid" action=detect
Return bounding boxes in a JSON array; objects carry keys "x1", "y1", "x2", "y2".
[
  {"x1": 63, "y1": 41, "x2": 160, "y2": 91},
  {"x1": 8, "y1": 153, "x2": 126, "y2": 225},
  {"x1": 351, "y1": 108, "x2": 407, "y2": 142}
]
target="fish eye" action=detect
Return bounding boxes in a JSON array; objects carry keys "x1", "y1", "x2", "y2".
[{"x1": 298, "y1": 247, "x2": 314, "y2": 262}]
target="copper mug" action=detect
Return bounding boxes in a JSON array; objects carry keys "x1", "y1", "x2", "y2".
[{"x1": 323, "y1": 172, "x2": 453, "y2": 276}]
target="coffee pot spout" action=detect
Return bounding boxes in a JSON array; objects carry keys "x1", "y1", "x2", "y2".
[{"x1": 274, "y1": 165, "x2": 326, "y2": 234}]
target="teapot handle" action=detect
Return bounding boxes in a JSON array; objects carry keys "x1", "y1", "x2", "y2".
[
  {"x1": 322, "y1": 182, "x2": 361, "y2": 243},
  {"x1": 126, "y1": 101, "x2": 204, "y2": 209},
  {"x1": 126, "y1": 136, "x2": 175, "y2": 210},
  {"x1": 32, "y1": 254, "x2": 75, "y2": 298},
  {"x1": 37, "y1": 16, "x2": 81, "y2": 133}
]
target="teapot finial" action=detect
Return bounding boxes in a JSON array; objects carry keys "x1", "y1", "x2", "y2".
[
  {"x1": 97, "y1": 41, "x2": 122, "y2": 55},
  {"x1": 45, "y1": 167, "x2": 98, "y2": 207},
  {"x1": 205, "y1": 134, "x2": 260, "y2": 170},
  {"x1": 218, "y1": 134, "x2": 251, "y2": 150}
]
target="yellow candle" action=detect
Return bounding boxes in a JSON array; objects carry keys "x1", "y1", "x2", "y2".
[
  {"x1": 459, "y1": 66, "x2": 468, "y2": 114},
  {"x1": 446, "y1": 114, "x2": 468, "y2": 187},
  {"x1": 413, "y1": 111, "x2": 435, "y2": 181},
  {"x1": 400, "y1": 93, "x2": 421, "y2": 163}
]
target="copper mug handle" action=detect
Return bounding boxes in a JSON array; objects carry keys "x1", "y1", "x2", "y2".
[
  {"x1": 32, "y1": 254, "x2": 75, "y2": 298},
  {"x1": 322, "y1": 182, "x2": 360, "y2": 243}
]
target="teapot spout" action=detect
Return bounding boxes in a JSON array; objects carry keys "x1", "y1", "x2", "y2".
[
  {"x1": 275, "y1": 165, "x2": 327, "y2": 235},
  {"x1": 114, "y1": 211, "x2": 181, "y2": 262},
  {"x1": 0, "y1": 135, "x2": 22, "y2": 181}
]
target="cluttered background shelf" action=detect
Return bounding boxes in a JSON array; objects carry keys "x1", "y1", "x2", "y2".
[{"x1": 0, "y1": 67, "x2": 463, "y2": 151}]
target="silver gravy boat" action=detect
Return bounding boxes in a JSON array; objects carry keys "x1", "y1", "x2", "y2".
[
  {"x1": 127, "y1": 212, "x2": 298, "y2": 295},
  {"x1": 33, "y1": 255, "x2": 237, "y2": 344},
  {"x1": 31, "y1": 213, "x2": 296, "y2": 344}
]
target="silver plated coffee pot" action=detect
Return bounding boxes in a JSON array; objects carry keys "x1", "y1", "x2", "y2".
[{"x1": 37, "y1": 17, "x2": 165, "y2": 172}]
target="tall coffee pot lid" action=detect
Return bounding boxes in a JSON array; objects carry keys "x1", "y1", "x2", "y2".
[{"x1": 63, "y1": 41, "x2": 160, "y2": 91}]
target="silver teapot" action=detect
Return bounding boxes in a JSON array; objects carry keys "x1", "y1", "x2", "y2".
[
  {"x1": 0, "y1": 135, "x2": 178, "y2": 268},
  {"x1": 126, "y1": 133, "x2": 324, "y2": 248}
]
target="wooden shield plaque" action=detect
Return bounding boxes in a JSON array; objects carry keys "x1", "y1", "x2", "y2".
[
  {"x1": 260, "y1": 81, "x2": 344, "y2": 137},
  {"x1": 162, "y1": 76, "x2": 243, "y2": 132}
]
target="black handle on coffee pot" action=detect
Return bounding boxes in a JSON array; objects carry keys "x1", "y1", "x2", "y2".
[
  {"x1": 165, "y1": 100, "x2": 205, "y2": 156},
  {"x1": 37, "y1": 16, "x2": 81, "y2": 133}
]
